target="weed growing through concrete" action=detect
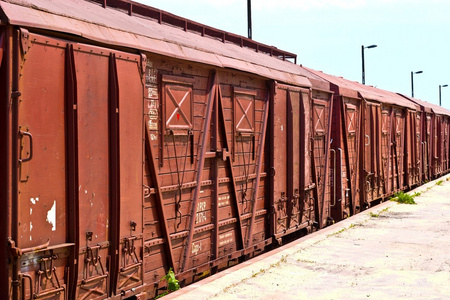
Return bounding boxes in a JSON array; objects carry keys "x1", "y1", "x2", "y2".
[
  {"x1": 436, "y1": 180, "x2": 443, "y2": 186},
  {"x1": 156, "y1": 268, "x2": 180, "y2": 299},
  {"x1": 391, "y1": 191, "x2": 416, "y2": 204},
  {"x1": 297, "y1": 259, "x2": 316, "y2": 263},
  {"x1": 326, "y1": 223, "x2": 356, "y2": 238},
  {"x1": 214, "y1": 254, "x2": 290, "y2": 297},
  {"x1": 369, "y1": 207, "x2": 390, "y2": 218}
]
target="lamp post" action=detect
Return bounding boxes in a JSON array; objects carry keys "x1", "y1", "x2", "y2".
[
  {"x1": 439, "y1": 84, "x2": 448, "y2": 106},
  {"x1": 247, "y1": 0, "x2": 252, "y2": 39},
  {"x1": 411, "y1": 71, "x2": 423, "y2": 98},
  {"x1": 361, "y1": 44, "x2": 377, "y2": 85}
]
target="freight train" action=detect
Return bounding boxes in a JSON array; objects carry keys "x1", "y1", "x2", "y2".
[{"x1": 1, "y1": 0, "x2": 449, "y2": 299}]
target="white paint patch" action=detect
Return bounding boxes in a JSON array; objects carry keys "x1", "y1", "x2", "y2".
[
  {"x1": 30, "y1": 208, "x2": 32, "y2": 215},
  {"x1": 191, "y1": 241, "x2": 202, "y2": 255},
  {"x1": 30, "y1": 222, "x2": 33, "y2": 241},
  {"x1": 46, "y1": 201, "x2": 56, "y2": 231},
  {"x1": 30, "y1": 197, "x2": 39, "y2": 204}
]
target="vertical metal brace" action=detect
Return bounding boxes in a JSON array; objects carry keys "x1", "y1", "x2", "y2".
[
  {"x1": 144, "y1": 115, "x2": 176, "y2": 271},
  {"x1": 318, "y1": 91, "x2": 334, "y2": 228},
  {"x1": 338, "y1": 148, "x2": 343, "y2": 203},
  {"x1": 330, "y1": 149, "x2": 336, "y2": 207},
  {"x1": 217, "y1": 86, "x2": 245, "y2": 253},
  {"x1": 181, "y1": 70, "x2": 216, "y2": 272},
  {"x1": 246, "y1": 95, "x2": 269, "y2": 248}
]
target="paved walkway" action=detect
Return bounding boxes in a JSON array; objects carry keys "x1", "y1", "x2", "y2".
[{"x1": 166, "y1": 175, "x2": 450, "y2": 300}]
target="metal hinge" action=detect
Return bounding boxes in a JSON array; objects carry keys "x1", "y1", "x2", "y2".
[
  {"x1": 19, "y1": 28, "x2": 30, "y2": 55},
  {"x1": 11, "y1": 91, "x2": 21, "y2": 98}
]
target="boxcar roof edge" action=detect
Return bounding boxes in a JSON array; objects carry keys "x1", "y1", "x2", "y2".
[{"x1": 0, "y1": 0, "x2": 315, "y2": 88}]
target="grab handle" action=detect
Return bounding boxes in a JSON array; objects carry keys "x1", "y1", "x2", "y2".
[{"x1": 19, "y1": 130, "x2": 33, "y2": 163}]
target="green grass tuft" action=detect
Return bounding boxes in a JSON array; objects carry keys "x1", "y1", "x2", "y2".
[
  {"x1": 412, "y1": 191, "x2": 422, "y2": 197},
  {"x1": 156, "y1": 268, "x2": 180, "y2": 299},
  {"x1": 391, "y1": 191, "x2": 416, "y2": 204}
]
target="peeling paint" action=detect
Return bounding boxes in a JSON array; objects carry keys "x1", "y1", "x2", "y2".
[
  {"x1": 46, "y1": 201, "x2": 56, "y2": 231},
  {"x1": 30, "y1": 197, "x2": 39, "y2": 204},
  {"x1": 30, "y1": 222, "x2": 33, "y2": 241}
]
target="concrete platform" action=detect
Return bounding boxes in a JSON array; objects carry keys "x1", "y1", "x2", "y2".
[{"x1": 166, "y1": 174, "x2": 450, "y2": 300}]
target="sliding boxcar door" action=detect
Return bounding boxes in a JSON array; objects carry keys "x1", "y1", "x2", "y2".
[
  {"x1": 74, "y1": 45, "x2": 111, "y2": 299},
  {"x1": 271, "y1": 84, "x2": 315, "y2": 240},
  {"x1": 271, "y1": 85, "x2": 289, "y2": 237},
  {"x1": 312, "y1": 98, "x2": 332, "y2": 227},
  {"x1": 343, "y1": 99, "x2": 362, "y2": 214},
  {"x1": 113, "y1": 55, "x2": 144, "y2": 295},
  {"x1": 415, "y1": 112, "x2": 422, "y2": 184},
  {"x1": 15, "y1": 33, "x2": 72, "y2": 300},
  {"x1": 362, "y1": 102, "x2": 383, "y2": 205},
  {"x1": 393, "y1": 108, "x2": 405, "y2": 190}
]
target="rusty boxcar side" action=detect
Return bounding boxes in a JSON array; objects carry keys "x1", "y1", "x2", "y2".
[
  {"x1": 0, "y1": 0, "x2": 329, "y2": 298},
  {"x1": 400, "y1": 94, "x2": 450, "y2": 181},
  {"x1": 306, "y1": 68, "x2": 420, "y2": 220},
  {"x1": 3, "y1": 29, "x2": 147, "y2": 299},
  {"x1": 270, "y1": 71, "x2": 333, "y2": 240},
  {"x1": 304, "y1": 71, "x2": 364, "y2": 222},
  {"x1": 141, "y1": 56, "x2": 274, "y2": 294},
  {"x1": 2, "y1": 0, "x2": 450, "y2": 299}
]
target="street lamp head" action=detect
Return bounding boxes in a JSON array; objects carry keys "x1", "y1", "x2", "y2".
[
  {"x1": 439, "y1": 84, "x2": 448, "y2": 106},
  {"x1": 414, "y1": 71, "x2": 423, "y2": 74},
  {"x1": 361, "y1": 44, "x2": 378, "y2": 85}
]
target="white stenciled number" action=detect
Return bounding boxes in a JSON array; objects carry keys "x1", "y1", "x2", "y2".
[{"x1": 195, "y1": 201, "x2": 207, "y2": 224}]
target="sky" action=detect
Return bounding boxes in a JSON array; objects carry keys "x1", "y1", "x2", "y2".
[{"x1": 135, "y1": 0, "x2": 450, "y2": 110}]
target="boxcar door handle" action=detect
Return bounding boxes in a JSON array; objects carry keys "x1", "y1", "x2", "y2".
[
  {"x1": 365, "y1": 134, "x2": 370, "y2": 146},
  {"x1": 21, "y1": 273, "x2": 33, "y2": 300},
  {"x1": 19, "y1": 130, "x2": 33, "y2": 163}
]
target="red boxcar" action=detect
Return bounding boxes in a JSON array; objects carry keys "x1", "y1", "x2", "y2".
[
  {"x1": 0, "y1": 0, "x2": 331, "y2": 299},
  {"x1": 306, "y1": 68, "x2": 420, "y2": 222},
  {"x1": 400, "y1": 95, "x2": 450, "y2": 180},
  {"x1": 270, "y1": 71, "x2": 333, "y2": 240},
  {"x1": 1, "y1": 1, "x2": 450, "y2": 299}
]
